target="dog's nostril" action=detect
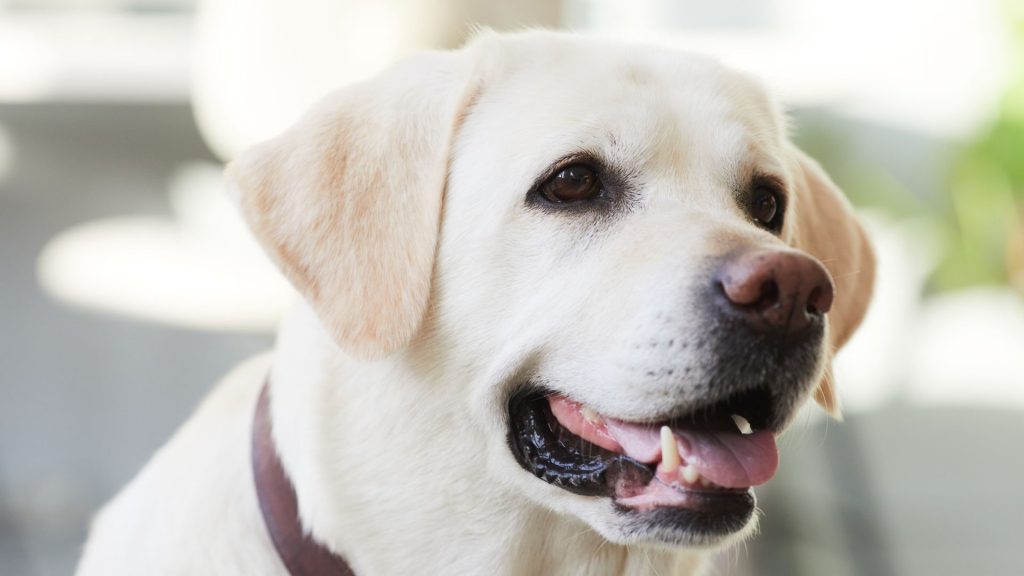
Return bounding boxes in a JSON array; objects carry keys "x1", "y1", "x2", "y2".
[
  {"x1": 718, "y1": 274, "x2": 780, "y2": 310},
  {"x1": 754, "y1": 280, "x2": 779, "y2": 311},
  {"x1": 805, "y1": 282, "x2": 835, "y2": 316},
  {"x1": 806, "y1": 286, "x2": 823, "y2": 316}
]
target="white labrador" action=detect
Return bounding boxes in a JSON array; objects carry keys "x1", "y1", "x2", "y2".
[{"x1": 77, "y1": 30, "x2": 874, "y2": 575}]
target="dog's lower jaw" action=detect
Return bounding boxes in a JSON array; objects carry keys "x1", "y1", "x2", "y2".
[{"x1": 269, "y1": 304, "x2": 713, "y2": 576}]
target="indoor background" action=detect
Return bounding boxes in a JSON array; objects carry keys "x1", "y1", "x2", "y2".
[{"x1": 1, "y1": 0, "x2": 1022, "y2": 574}]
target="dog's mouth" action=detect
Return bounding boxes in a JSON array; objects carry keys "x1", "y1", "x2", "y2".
[{"x1": 507, "y1": 386, "x2": 780, "y2": 537}]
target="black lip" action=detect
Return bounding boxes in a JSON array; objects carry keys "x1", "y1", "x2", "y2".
[
  {"x1": 506, "y1": 390, "x2": 653, "y2": 497},
  {"x1": 506, "y1": 390, "x2": 756, "y2": 538}
]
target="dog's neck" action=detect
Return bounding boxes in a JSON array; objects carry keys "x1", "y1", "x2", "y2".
[{"x1": 268, "y1": 304, "x2": 706, "y2": 575}]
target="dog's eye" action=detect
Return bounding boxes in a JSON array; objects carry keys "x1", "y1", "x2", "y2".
[
  {"x1": 748, "y1": 184, "x2": 784, "y2": 232},
  {"x1": 540, "y1": 164, "x2": 602, "y2": 203},
  {"x1": 751, "y1": 189, "x2": 777, "y2": 224}
]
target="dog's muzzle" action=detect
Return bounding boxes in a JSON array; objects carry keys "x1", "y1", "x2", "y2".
[{"x1": 505, "y1": 249, "x2": 834, "y2": 541}]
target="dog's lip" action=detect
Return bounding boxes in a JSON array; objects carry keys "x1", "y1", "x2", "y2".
[{"x1": 612, "y1": 476, "x2": 751, "y2": 513}]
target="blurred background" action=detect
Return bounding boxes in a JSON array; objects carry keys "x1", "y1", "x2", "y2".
[{"x1": 1, "y1": 0, "x2": 1022, "y2": 574}]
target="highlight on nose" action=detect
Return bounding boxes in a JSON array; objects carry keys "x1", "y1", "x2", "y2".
[{"x1": 715, "y1": 249, "x2": 835, "y2": 334}]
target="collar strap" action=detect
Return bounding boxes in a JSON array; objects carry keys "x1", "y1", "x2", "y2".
[{"x1": 252, "y1": 381, "x2": 355, "y2": 576}]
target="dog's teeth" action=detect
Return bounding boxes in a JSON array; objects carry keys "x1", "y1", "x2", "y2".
[
  {"x1": 731, "y1": 414, "x2": 753, "y2": 435},
  {"x1": 660, "y1": 426, "x2": 681, "y2": 470},
  {"x1": 581, "y1": 405, "x2": 600, "y2": 424},
  {"x1": 681, "y1": 464, "x2": 700, "y2": 484}
]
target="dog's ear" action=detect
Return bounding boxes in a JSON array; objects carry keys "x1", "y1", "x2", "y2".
[
  {"x1": 787, "y1": 146, "x2": 876, "y2": 418},
  {"x1": 226, "y1": 48, "x2": 481, "y2": 359}
]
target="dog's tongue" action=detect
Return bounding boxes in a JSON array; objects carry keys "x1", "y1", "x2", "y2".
[
  {"x1": 603, "y1": 419, "x2": 778, "y2": 488},
  {"x1": 547, "y1": 396, "x2": 777, "y2": 489}
]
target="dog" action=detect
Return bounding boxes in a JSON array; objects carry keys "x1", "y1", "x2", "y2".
[{"x1": 77, "y1": 29, "x2": 874, "y2": 575}]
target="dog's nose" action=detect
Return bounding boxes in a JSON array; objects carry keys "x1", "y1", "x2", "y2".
[{"x1": 716, "y1": 250, "x2": 834, "y2": 334}]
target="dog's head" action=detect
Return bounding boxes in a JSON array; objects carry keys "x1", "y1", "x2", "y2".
[{"x1": 228, "y1": 31, "x2": 874, "y2": 549}]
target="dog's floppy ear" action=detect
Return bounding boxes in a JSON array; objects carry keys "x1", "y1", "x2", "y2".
[
  {"x1": 227, "y1": 48, "x2": 481, "y2": 359},
  {"x1": 787, "y1": 146, "x2": 876, "y2": 418}
]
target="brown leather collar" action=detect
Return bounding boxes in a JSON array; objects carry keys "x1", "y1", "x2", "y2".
[{"x1": 252, "y1": 382, "x2": 355, "y2": 576}]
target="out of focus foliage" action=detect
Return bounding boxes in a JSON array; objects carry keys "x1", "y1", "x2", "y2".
[
  {"x1": 934, "y1": 0, "x2": 1024, "y2": 293},
  {"x1": 800, "y1": 0, "x2": 1024, "y2": 296}
]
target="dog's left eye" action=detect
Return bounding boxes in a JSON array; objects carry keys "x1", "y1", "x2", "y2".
[
  {"x1": 539, "y1": 164, "x2": 602, "y2": 203},
  {"x1": 748, "y1": 183, "x2": 785, "y2": 232}
]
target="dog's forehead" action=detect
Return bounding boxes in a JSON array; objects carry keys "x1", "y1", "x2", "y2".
[{"x1": 463, "y1": 34, "x2": 786, "y2": 191}]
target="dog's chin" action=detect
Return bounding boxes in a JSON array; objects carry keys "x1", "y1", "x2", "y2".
[
  {"x1": 505, "y1": 386, "x2": 787, "y2": 547},
  {"x1": 594, "y1": 496, "x2": 759, "y2": 549}
]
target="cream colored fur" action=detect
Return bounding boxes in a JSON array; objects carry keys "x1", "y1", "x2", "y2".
[{"x1": 77, "y1": 30, "x2": 874, "y2": 576}]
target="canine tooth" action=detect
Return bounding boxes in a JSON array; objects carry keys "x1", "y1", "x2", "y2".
[
  {"x1": 581, "y1": 405, "x2": 600, "y2": 424},
  {"x1": 660, "y1": 426, "x2": 681, "y2": 470},
  {"x1": 731, "y1": 414, "x2": 753, "y2": 435},
  {"x1": 681, "y1": 464, "x2": 700, "y2": 484}
]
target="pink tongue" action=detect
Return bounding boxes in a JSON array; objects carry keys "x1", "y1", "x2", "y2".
[
  {"x1": 700, "y1": 429, "x2": 778, "y2": 487},
  {"x1": 548, "y1": 396, "x2": 778, "y2": 489},
  {"x1": 604, "y1": 419, "x2": 778, "y2": 488}
]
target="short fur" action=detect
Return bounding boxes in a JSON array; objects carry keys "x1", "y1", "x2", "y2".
[{"x1": 78, "y1": 30, "x2": 874, "y2": 576}]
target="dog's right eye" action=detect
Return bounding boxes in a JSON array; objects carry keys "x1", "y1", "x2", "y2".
[{"x1": 539, "y1": 164, "x2": 602, "y2": 204}]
